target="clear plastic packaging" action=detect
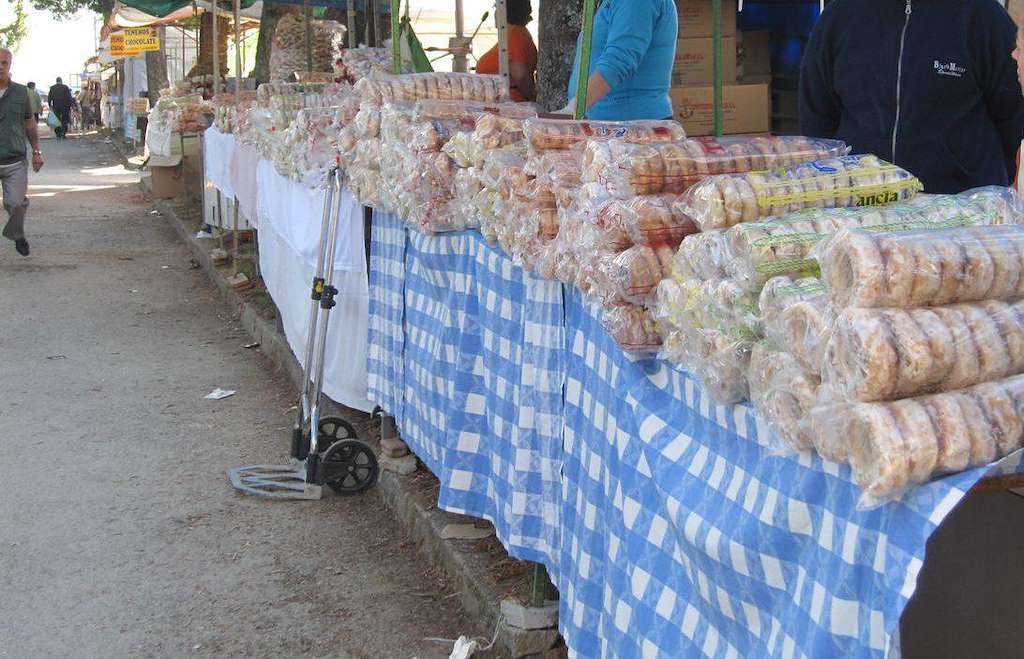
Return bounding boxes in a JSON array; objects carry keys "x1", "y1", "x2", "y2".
[
  {"x1": 681, "y1": 326, "x2": 752, "y2": 403},
  {"x1": 596, "y1": 244, "x2": 676, "y2": 305},
  {"x1": 815, "y1": 374, "x2": 1024, "y2": 508},
  {"x1": 582, "y1": 136, "x2": 848, "y2": 198},
  {"x1": 757, "y1": 276, "x2": 831, "y2": 375},
  {"x1": 337, "y1": 47, "x2": 396, "y2": 83},
  {"x1": 270, "y1": 14, "x2": 344, "y2": 81},
  {"x1": 748, "y1": 343, "x2": 821, "y2": 452},
  {"x1": 590, "y1": 195, "x2": 698, "y2": 247},
  {"x1": 820, "y1": 299, "x2": 1024, "y2": 405},
  {"x1": 672, "y1": 230, "x2": 731, "y2": 280},
  {"x1": 679, "y1": 154, "x2": 922, "y2": 232},
  {"x1": 726, "y1": 187, "x2": 1023, "y2": 291},
  {"x1": 817, "y1": 223, "x2": 1024, "y2": 308},
  {"x1": 600, "y1": 303, "x2": 663, "y2": 356},
  {"x1": 355, "y1": 73, "x2": 511, "y2": 106},
  {"x1": 522, "y1": 118, "x2": 686, "y2": 155}
]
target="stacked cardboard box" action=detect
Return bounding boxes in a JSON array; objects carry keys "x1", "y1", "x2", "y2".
[{"x1": 670, "y1": 0, "x2": 770, "y2": 136}]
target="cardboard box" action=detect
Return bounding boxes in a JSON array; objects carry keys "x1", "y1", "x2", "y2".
[
  {"x1": 676, "y1": 0, "x2": 737, "y2": 38},
  {"x1": 672, "y1": 36, "x2": 737, "y2": 86},
  {"x1": 144, "y1": 164, "x2": 185, "y2": 198},
  {"x1": 739, "y1": 30, "x2": 772, "y2": 78},
  {"x1": 670, "y1": 82, "x2": 771, "y2": 136}
]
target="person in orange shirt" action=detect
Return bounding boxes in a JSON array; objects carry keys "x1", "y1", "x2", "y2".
[{"x1": 475, "y1": 0, "x2": 537, "y2": 102}]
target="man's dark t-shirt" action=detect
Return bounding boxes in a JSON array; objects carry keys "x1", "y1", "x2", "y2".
[{"x1": 47, "y1": 83, "x2": 72, "y2": 112}]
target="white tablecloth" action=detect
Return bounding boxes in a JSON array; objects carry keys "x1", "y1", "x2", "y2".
[
  {"x1": 203, "y1": 127, "x2": 235, "y2": 199},
  {"x1": 145, "y1": 124, "x2": 175, "y2": 158},
  {"x1": 230, "y1": 141, "x2": 261, "y2": 227},
  {"x1": 256, "y1": 159, "x2": 373, "y2": 413}
]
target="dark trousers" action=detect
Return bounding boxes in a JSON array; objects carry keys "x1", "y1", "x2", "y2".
[{"x1": 55, "y1": 107, "x2": 70, "y2": 137}]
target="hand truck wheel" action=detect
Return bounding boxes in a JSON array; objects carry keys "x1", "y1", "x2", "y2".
[{"x1": 320, "y1": 439, "x2": 379, "y2": 495}]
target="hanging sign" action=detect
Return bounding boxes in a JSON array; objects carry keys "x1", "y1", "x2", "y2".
[
  {"x1": 123, "y1": 27, "x2": 161, "y2": 52},
  {"x1": 110, "y1": 28, "x2": 160, "y2": 56}
]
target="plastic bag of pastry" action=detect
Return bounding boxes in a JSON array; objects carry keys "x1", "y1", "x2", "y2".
[
  {"x1": 757, "y1": 276, "x2": 831, "y2": 375},
  {"x1": 701, "y1": 278, "x2": 761, "y2": 338},
  {"x1": 820, "y1": 299, "x2": 1024, "y2": 406},
  {"x1": 596, "y1": 244, "x2": 676, "y2": 305},
  {"x1": 367, "y1": 72, "x2": 511, "y2": 104},
  {"x1": 474, "y1": 110, "x2": 535, "y2": 152},
  {"x1": 817, "y1": 223, "x2": 1024, "y2": 308},
  {"x1": 529, "y1": 150, "x2": 585, "y2": 190},
  {"x1": 748, "y1": 342, "x2": 821, "y2": 452},
  {"x1": 673, "y1": 230, "x2": 731, "y2": 280},
  {"x1": 590, "y1": 195, "x2": 698, "y2": 247},
  {"x1": 522, "y1": 118, "x2": 686, "y2": 155},
  {"x1": 687, "y1": 330, "x2": 752, "y2": 404},
  {"x1": 443, "y1": 131, "x2": 481, "y2": 167},
  {"x1": 726, "y1": 186, "x2": 1023, "y2": 291},
  {"x1": 601, "y1": 303, "x2": 663, "y2": 356},
  {"x1": 581, "y1": 136, "x2": 849, "y2": 198},
  {"x1": 813, "y1": 374, "x2": 1024, "y2": 508},
  {"x1": 679, "y1": 154, "x2": 922, "y2": 232}
]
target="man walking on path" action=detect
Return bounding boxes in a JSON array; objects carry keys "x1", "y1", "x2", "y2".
[
  {"x1": 0, "y1": 49, "x2": 44, "y2": 256},
  {"x1": 47, "y1": 76, "x2": 72, "y2": 139},
  {"x1": 26, "y1": 81, "x2": 41, "y2": 121}
]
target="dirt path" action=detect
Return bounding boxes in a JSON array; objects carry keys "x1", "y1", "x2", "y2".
[{"x1": 0, "y1": 133, "x2": 475, "y2": 658}]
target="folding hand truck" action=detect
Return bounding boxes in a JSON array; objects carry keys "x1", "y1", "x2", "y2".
[{"x1": 228, "y1": 168, "x2": 380, "y2": 499}]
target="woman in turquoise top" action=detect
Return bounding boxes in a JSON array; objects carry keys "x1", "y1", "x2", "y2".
[{"x1": 565, "y1": 0, "x2": 678, "y2": 121}]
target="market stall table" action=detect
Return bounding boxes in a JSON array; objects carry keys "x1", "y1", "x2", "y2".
[
  {"x1": 368, "y1": 210, "x2": 564, "y2": 569},
  {"x1": 229, "y1": 140, "x2": 261, "y2": 227},
  {"x1": 364, "y1": 210, "x2": 1024, "y2": 658},
  {"x1": 256, "y1": 159, "x2": 373, "y2": 413},
  {"x1": 203, "y1": 126, "x2": 235, "y2": 199}
]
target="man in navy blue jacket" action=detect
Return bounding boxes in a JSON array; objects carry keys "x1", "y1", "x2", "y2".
[{"x1": 799, "y1": 0, "x2": 1024, "y2": 194}]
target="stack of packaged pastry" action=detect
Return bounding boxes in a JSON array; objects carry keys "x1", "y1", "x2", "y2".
[
  {"x1": 375, "y1": 100, "x2": 534, "y2": 233},
  {"x1": 653, "y1": 170, "x2": 1024, "y2": 411},
  {"x1": 346, "y1": 73, "x2": 511, "y2": 210},
  {"x1": 277, "y1": 103, "x2": 361, "y2": 186},
  {"x1": 212, "y1": 91, "x2": 257, "y2": 134},
  {"x1": 765, "y1": 221, "x2": 1024, "y2": 507}
]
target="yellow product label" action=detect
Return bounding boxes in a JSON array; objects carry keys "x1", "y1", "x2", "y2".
[{"x1": 753, "y1": 165, "x2": 923, "y2": 210}]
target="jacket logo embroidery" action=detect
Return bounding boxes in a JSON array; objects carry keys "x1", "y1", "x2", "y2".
[{"x1": 934, "y1": 60, "x2": 966, "y2": 78}]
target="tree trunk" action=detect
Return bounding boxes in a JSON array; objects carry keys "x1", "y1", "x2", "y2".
[
  {"x1": 145, "y1": 28, "x2": 170, "y2": 106},
  {"x1": 536, "y1": 0, "x2": 582, "y2": 111},
  {"x1": 251, "y1": 2, "x2": 292, "y2": 82},
  {"x1": 187, "y1": 12, "x2": 230, "y2": 79}
]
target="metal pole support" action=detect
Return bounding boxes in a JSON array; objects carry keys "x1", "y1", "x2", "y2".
[
  {"x1": 712, "y1": 0, "x2": 723, "y2": 136},
  {"x1": 573, "y1": 0, "x2": 597, "y2": 120}
]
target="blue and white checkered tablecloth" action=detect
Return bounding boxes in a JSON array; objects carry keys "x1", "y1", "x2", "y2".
[
  {"x1": 558, "y1": 288, "x2": 1024, "y2": 658},
  {"x1": 367, "y1": 210, "x2": 407, "y2": 425},
  {"x1": 367, "y1": 211, "x2": 565, "y2": 569},
  {"x1": 367, "y1": 210, "x2": 1024, "y2": 658}
]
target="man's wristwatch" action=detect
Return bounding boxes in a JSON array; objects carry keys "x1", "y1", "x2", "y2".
[{"x1": 32, "y1": 149, "x2": 41, "y2": 155}]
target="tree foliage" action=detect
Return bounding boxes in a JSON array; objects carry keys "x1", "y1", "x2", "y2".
[
  {"x1": 0, "y1": 0, "x2": 28, "y2": 50},
  {"x1": 27, "y1": 0, "x2": 113, "y2": 20}
]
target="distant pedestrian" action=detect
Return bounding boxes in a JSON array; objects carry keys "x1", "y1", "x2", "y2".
[
  {"x1": 0, "y1": 49, "x2": 44, "y2": 256},
  {"x1": 47, "y1": 76, "x2": 73, "y2": 139},
  {"x1": 25, "y1": 81, "x2": 41, "y2": 122}
]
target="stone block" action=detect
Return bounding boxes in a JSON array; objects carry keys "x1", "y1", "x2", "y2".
[
  {"x1": 501, "y1": 597, "x2": 559, "y2": 631},
  {"x1": 379, "y1": 453, "x2": 417, "y2": 475}
]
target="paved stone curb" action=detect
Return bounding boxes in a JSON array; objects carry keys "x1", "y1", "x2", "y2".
[{"x1": 110, "y1": 135, "x2": 561, "y2": 657}]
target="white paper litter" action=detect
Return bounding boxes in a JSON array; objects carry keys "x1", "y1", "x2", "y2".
[{"x1": 205, "y1": 388, "x2": 237, "y2": 400}]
